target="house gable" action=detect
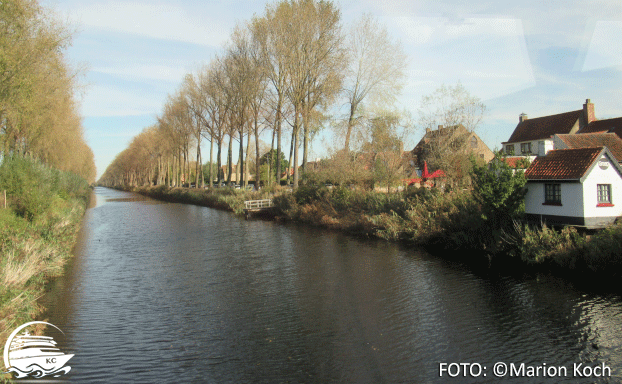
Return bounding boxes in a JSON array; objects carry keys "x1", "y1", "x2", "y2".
[
  {"x1": 412, "y1": 124, "x2": 493, "y2": 165},
  {"x1": 577, "y1": 147, "x2": 622, "y2": 183},
  {"x1": 524, "y1": 147, "x2": 622, "y2": 228}
]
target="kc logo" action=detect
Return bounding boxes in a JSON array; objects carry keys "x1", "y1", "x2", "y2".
[{"x1": 3, "y1": 321, "x2": 74, "y2": 379}]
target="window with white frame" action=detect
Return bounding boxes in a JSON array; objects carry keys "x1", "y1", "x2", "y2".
[
  {"x1": 544, "y1": 183, "x2": 561, "y2": 204},
  {"x1": 597, "y1": 184, "x2": 611, "y2": 204},
  {"x1": 521, "y1": 142, "x2": 532, "y2": 154}
]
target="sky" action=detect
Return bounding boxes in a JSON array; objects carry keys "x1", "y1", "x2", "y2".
[{"x1": 41, "y1": 0, "x2": 622, "y2": 179}]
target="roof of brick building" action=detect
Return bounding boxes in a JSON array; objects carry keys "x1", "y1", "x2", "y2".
[
  {"x1": 501, "y1": 156, "x2": 530, "y2": 169},
  {"x1": 556, "y1": 133, "x2": 622, "y2": 162},
  {"x1": 578, "y1": 116, "x2": 622, "y2": 137},
  {"x1": 504, "y1": 110, "x2": 582, "y2": 144}
]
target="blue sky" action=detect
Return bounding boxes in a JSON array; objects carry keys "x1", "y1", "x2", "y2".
[{"x1": 42, "y1": 0, "x2": 622, "y2": 178}]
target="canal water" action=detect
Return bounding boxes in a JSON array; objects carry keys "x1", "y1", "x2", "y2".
[{"x1": 41, "y1": 187, "x2": 622, "y2": 383}]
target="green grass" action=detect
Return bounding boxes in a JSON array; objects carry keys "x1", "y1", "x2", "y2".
[
  {"x1": 132, "y1": 185, "x2": 275, "y2": 215},
  {"x1": 0, "y1": 156, "x2": 90, "y2": 363}
]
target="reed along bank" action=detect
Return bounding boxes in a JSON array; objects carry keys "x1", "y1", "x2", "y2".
[{"x1": 0, "y1": 156, "x2": 91, "y2": 344}]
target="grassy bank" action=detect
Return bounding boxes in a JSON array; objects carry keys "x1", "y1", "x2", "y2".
[
  {"x1": 0, "y1": 156, "x2": 90, "y2": 348},
  {"x1": 277, "y1": 184, "x2": 622, "y2": 277},
  {"x1": 133, "y1": 183, "x2": 622, "y2": 282},
  {"x1": 127, "y1": 184, "x2": 276, "y2": 215}
]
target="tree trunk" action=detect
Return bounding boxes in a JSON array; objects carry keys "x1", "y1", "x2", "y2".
[
  {"x1": 196, "y1": 138, "x2": 201, "y2": 188},
  {"x1": 227, "y1": 137, "x2": 233, "y2": 185},
  {"x1": 344, "y1": 102, "x2": 356, "y2": 151},
  {"x1": 287, "y1": 128, "x2": 294, "y2": 183},
  {"x1": 292, "y1": 110, "x2": 300, "y2": 188},
  {"x1": 302, "y1": 100, "x2": 309, "y2": 180},
  {"x1": 167, "y1": 157, "x2": 171, "y2": 187},
  {"x1": 275, "y1": 92, "x2": 282, "y2": 186},
  {"x1": 209, "y1": 137, "x2": 214, "y2": 188},
  {"x1": 238, "y1": 128, "x2": 244, "y2": 187},
  {"x1": 254, "y1": 119, "x2": 261, "y2": 190},
  {"x1": 216, "y1": 139, "x2": 222, "y2": 186},
  {"x1": 244, "y1": 129, "x2": 251, "y2": 188},
  {"x1": 268, "y1": 128, "x2": 275, "y2": 186},
  {"x1": 185, "y1": 145, "x2": 190, "y2": 187}
]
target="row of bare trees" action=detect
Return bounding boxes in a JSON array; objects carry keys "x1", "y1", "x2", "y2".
[
  {"x1": 99, "y1": 0, "x2": 408, "y2": 190},
  {"x1": 0, "y1": 0, "x2": 96, "y2": 182}
]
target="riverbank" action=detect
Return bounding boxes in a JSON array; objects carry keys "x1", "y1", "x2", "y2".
[
  {"x1": 0, "y1": 157, "x2": 91, "y2": 349},
  {"x1": 128, "y1": 184, "x2": 622, "y2": 285}
]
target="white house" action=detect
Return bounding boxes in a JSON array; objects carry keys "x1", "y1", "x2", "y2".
[
  {"x1": 502, "y1": 99, "x2": 596, "y2": 157},
  {"x1": 524, "y1": 146, "x2": 622, "y2": 228}
]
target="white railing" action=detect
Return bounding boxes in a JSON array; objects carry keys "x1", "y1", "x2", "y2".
[{"x1": 244, "y1": 199, "x2": 273, "y2": 210}]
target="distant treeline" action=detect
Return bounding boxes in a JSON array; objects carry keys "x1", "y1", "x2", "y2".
[
  {"x1": 0, "y1": 0, "x2": 96, "y2": 182},
  {"x1": 98, "y1": 0, "x2": 409, "y2": 190}
]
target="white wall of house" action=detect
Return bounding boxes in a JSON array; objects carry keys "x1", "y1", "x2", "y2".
[
  {"x1": 525, "y1": 182, "x2": 584, "y2": 217},
  {"x1": 505, "y1": 139, "x2": 553, "y2": 156},
  {"x1": 525, "y1": 153, "x2": 622, "y2": 227},
  {"x1": 581, "y1": 155, "x2": 622, "y2": 219},
  {"x1": 552, "y1": 135, "x2": 567, "y2": 150}
]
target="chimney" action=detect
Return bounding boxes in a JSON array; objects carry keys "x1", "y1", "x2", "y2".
[
  {"x1": 438, "y1": 125, "x2": 444, "y2": 130},
  {"x1": 426, "y1": 128, "x2": 431, "y2": 134},
  {"x1": 519, "y1": 113, "x2": 528, "y2": 123},
  {"x1": 583, "y1": 99, "x2": 595, "y2": 124}
]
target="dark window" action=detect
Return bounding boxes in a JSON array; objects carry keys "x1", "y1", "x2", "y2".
[
  {"x1": 521, "y1": 142, "x2": 532, "y2": 154},
  {"x1": 544, "y1": 184, "x2": 561, "y2": 204},
  {"x1": 598, "y1": 184, "x2": 611, "y2": 204},
  {"x1": 470, "y1": 136, "x2": 478, "y2": 148},
  {"x1": 505, "y1": 145, "x2": 514, "y2": 155}
]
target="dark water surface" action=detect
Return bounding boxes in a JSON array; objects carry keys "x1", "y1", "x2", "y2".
[{"x1": 41, "y1": 187, "x2": 622, "y2": 383}]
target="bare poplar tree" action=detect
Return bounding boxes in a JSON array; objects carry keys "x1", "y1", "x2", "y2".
[
  {"x1": 278, "y1": 0, "x2": 345, "y2": 188},
  {"x1": 251, "y1": 6, "x2": 293, "y2": 186},
  {"x1": 203, "y1": 57, "x2": 233, "y2": 186},
  {"x1": 342, "y1": 14, "x2": 408, "y2": 152}
]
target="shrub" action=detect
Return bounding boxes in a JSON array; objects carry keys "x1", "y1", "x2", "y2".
[
  {"x1": 577, "y1": 224, "x2": 622, "y2": 271},
  {"x1": 273, "y1": 193, "x2": 298, "y2": 217},
  {"x1": 293, "y1": 184, "x2": 328, "y2": 205},
  {"x1": 0, "y1": 156, "x2": 89, "y2": 221},
  {"x1": 512, "y1": 223, "x2": 584, "y2": 264},
  {"x1": 470, "y1": 153, "x2": 527, "y2": 223}
]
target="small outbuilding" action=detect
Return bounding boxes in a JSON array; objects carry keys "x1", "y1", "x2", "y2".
[{"x1": 524, "y1": 146, "x2": 622, "y2": 228}]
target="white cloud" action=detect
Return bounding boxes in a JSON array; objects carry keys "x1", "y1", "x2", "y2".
[
  {"x1": 69, "y1": 1, "x2": 230, "y2": 47},
  {"x1": 93, "y1": 65, "x2": 188, "y2": 83},
  {"x1": 581, "y1": 21, "x2": 622, "y2": 71},
  {"x1": 391, "y1": 17, "x2": 436, "y2": 45},
  {"x1": 79, "y1": 84, "x2": 164, "y2": 117},
  {"x1": 444, "y1": 17, "x2": 521, "y2": 38},
  {"x1": 394, "y1": 17, "x2": 535, "y2": 101}
]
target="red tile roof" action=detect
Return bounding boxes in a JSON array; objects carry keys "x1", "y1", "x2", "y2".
[
  {"x1": 501, "y1": 156, "x2": 530, "y2": 169},
  {"x1": 525, "y1": 147, "x2": 603, "y2": 180},
  {"x1": 504, "y1": 110, "x2": 582, "y2": 144},
  {"x1": 578, "y1": 116, "x2": 622, "y2": 138},
  {"x1": 555, "y1": 133, "x2": 622, "y2": 162}
]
